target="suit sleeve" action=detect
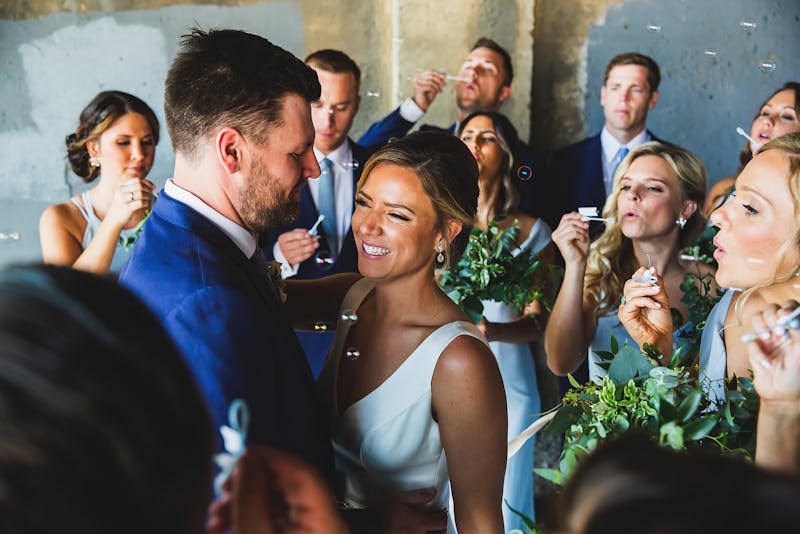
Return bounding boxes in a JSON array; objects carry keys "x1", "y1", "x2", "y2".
[{"x1": 357, "y1": 106, "x2": 416, "y2": 150}]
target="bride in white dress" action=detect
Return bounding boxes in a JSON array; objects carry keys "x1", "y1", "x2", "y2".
[{"x1": 304, "y1": 132, "x2": 507, "y2": 533}]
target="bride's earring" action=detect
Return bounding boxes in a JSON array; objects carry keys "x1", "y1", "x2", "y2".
[
  {"x1": 436, "y1": 243, "x2": 445, "y2": 264},
  {"x1": 675, "y1": 216, "x2": 687, "y2": 229}
]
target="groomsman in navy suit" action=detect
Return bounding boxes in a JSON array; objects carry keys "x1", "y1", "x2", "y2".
[
  {"x1": 357, "y1": 37, "x2": 548, "y2": 219},
  {"x1": 544, "y1": 52, "x2": 669, "y2": 230},
  {"x1": 120, "y1": 29, "x2": 333, "y2": 479},
  {"x1": 262, "y1": 49, "x2": 372, "y2": 377}
]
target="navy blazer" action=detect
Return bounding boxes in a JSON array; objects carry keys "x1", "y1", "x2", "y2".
[
  {"x1": 120, "y1": 191, "x2": 334, "y2": 482},
  {"x1": 544, "y1": 130, "x2": 670, "y2": 229},
  {"x1": 262, "y1": 141, "x2": 373, "y2": 279}
]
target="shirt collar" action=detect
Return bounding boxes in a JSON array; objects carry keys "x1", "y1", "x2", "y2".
[
  {"x1": 164, "y1": 179, "x2": 257, "y2": 258},
  {"x1": 314, "y1": 138, "x2": 351, "y2": 169},
  {"x1": 601, "y1": 126, "x2": 650, "y2": 161}
]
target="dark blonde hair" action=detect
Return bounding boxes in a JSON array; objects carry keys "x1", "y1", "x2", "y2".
[
  {"x1": 66, "y1": 91, "x2": 159, "y2": 182},
  {"x1": 585, "y1": 142, "x2": 707, "y2": 316},
  {"x1": 357, "y1": 132, "x2": 479, "y2": 269}
]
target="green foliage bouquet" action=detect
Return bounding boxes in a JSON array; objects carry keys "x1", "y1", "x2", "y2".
[
  {"x1": 438, "y1": 217, "x2": 558, "y2": 324},
  {"x1": 535, "y1": 339, "x2": 758, "y2": 486}
]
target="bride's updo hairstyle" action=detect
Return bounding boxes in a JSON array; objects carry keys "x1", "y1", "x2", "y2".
[
  {"x1": 585, "y1": 142, "x2": 707, "y2": 316},
  {"x1": 65, "y1": 91, "x2": 159, "y2": 182},
  {"x1": 357, "y1": 131, "x2": 479, "y2": 270}
]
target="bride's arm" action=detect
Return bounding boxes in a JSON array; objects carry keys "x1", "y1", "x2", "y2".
[
  {"x1": 432, "y1": 335, "x2": 506, "y2": 533},
  {"x1": 284, "y1": 273, "x2": 362, "y2": 329}
]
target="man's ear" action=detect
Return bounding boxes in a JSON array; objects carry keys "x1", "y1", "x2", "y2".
[
  {"x1": 354, "y1": 94, "x2": 362, "y2": 115},
  {"x1": 648, "y1": 89, "x2": 660, "y2": 110},
  {"x1": 216, "y1": 127, "x2": 245, "y2": 175},
  {"x1": 498, "y1": 85, "x2": 512, "y2": 106}
]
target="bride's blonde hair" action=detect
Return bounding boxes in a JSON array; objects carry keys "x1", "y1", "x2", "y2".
[{"x1": 584, "y1": 142, "x2": 707, "y2": 317}]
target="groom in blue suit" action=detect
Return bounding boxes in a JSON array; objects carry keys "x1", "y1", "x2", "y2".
[
  {"x1": 544, "y1": 52, "x2": 669, "y2": 230},
  {"x1": 120, "y1": 29, "x2": 332, "y2": 479},
  {"x1": 120, "y1": 29, "x2": 445, "y2": 532}
]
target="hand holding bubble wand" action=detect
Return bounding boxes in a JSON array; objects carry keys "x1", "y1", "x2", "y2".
[{"x1": 578, "y1": 207, "x2": 614, "y2": 224}]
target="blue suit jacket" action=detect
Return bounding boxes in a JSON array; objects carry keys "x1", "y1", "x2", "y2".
[
  {"x1": 545, "y1": 130, "x2": 670, "y2": 229},
  {"x1": 358, "y1": 107, "x2": 550, "y2": 220},
  {"x1": 262, "y1": 141, "x2": 373, "y2": 279},
  {"x1": 119, "y1": 191, "x2": 333, "y2": 481}
]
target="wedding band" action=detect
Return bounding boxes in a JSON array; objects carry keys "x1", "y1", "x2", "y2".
[
  {"x1": 620, "y1": 296, "x2": 626, "y2": 305},
  {"x1": 129, "y1": 192, "x2": 135, "y2": 201}
]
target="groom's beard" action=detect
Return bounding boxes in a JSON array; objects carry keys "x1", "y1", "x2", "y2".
[{"x1": 238, "y1": 159, "x2": 305, "y2": 233}]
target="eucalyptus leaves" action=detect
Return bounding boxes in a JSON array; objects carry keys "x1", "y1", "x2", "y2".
[
  {"x1": 535, "y1": 338, "x2": 758, "y2": 485},
  {"x1": 439, "y1": 217, "x2": 557, "y2": 323}
]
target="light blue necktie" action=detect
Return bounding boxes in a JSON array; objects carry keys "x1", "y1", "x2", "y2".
[
  {"x1": 607, "y1": 146, "x2": 629, "y2": 194},
  {"x1": 613, "y1": 146, "x2": 630, "y2": 178},
  {"x1": 317, "y1": 158, "x2": 338, "y2": 258}
]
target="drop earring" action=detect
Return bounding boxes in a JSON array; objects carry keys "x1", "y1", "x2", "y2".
[
  {"x1": 675, "y1": 216, "x2": 687, "y2": 229},
  {"x1": 436, "y1": 243, "x2": 445, "y2": 264}
]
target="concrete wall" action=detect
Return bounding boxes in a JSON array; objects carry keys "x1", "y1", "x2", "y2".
[
  {"x1": 0, "y1": 0, "x2": 535, "y2": 267},
  {"x1": 533, "y1": 0, "x2": 800, "y2": 185}
]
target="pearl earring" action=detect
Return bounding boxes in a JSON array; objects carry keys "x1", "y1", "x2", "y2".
[
  {"x1": 89, "y1": 156, "x2": 101, "y2": 169},
  {"x1": 436, "y1": 243, "x2": 445, "y2": 264},
  {"x1": 675, "y1": 217, "x2": 687, "y2": 229}
]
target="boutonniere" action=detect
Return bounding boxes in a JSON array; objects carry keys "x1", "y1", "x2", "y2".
[{"x1": 265, "y1": 260, "x2": 287, "y2": 303}]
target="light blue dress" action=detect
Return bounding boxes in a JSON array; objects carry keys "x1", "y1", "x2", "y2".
[
  {"x1": 71, "y1": 190, "x2": 138, "y2": 273},
  {"x1": 588, "y1": 307, "x2": 694, "y2": 383},
  {"x1": 698, "y1": 289, "x2": 735, "y2": 406},
  {"x1": 480, "y1": 219, "x2": 550, "y2": 529}
]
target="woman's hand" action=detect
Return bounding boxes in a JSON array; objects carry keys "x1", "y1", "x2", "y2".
[
  {"x1": 551, "y1": 213, "x2": 590, "y2": 266},
  {"x1": 747, "y1": 301, "x2": 800, "y2": 403},
  {"x1": 106, "y1": 178, "x2": 154, "y2": 230},
  {"x1": 618, "y1": 266, "x2": 673, "y2": 358}
]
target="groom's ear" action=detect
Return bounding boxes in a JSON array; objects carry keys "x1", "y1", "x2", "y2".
[{"x1": 216, "y1": 127, "x2": 245, "y2": 175}]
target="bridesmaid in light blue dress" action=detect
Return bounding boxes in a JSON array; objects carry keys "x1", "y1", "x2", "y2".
[
  {"x1": 546, "y1": 142, "x2": 709, "y2": 383},
  {"x1": 459, "y1": 111, "x2": 555, "y2": 530}
]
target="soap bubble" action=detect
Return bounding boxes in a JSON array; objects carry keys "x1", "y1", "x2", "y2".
[
  {"x1": 341, "y1": 309, "x2": 359, "y2": 323},
  {"x1": 739, "y1": 17, "x2": 757, "y2": 32},
  {"x1": 0, "y1": 231, "x2": 20, "y2": 241},
  {"x1": 343, "y1": 161, "x2": 360, "y2": 169},
  {"x1": 704, "y1": 49, "x2": 718, "y2": 58},
  {"x1": 758, "y1": 60, "x2": 776, "y2": 73},
  {"x1": 517, "y1": 165, "x2": 533, "y2": 181},
  {"x1": 314, "y1": 251, "x2": 334, "y2": 271},
  {"x1": 366, "y1": 91, "x2": 380, "y2": 98},
  {"x1": 645, "y1": 23, "x2": 661, "y2": 33},
  {"x1": 313, "y1": 322, "x2": 329, "y2": 332},
  {"x1": 345, "y1": 347, "x2": 361, "y2": 361}
]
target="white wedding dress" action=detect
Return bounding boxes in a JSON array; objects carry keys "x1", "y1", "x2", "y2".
[{"x1": 317, "y1": 278, "x2": 489, "y2": 533}]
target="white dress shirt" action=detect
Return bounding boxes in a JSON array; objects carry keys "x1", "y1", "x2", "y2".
[
  {"x1": 600, "y1": 126, "x2": 651, "y2": 196},
  {"x1": 164, "y1": 179, "x2": 257, "y2": 258},
  {"x1": 273, "y1": 139, "x2": 356, "y2": 278}
]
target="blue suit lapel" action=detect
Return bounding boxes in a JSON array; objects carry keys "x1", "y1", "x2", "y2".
[
  {"x1": 154, "y1": 192, "x2": 279, "y2": 308},
  {"x1": 576, "y1": 134, "x2": 605, "y2": 208}
]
